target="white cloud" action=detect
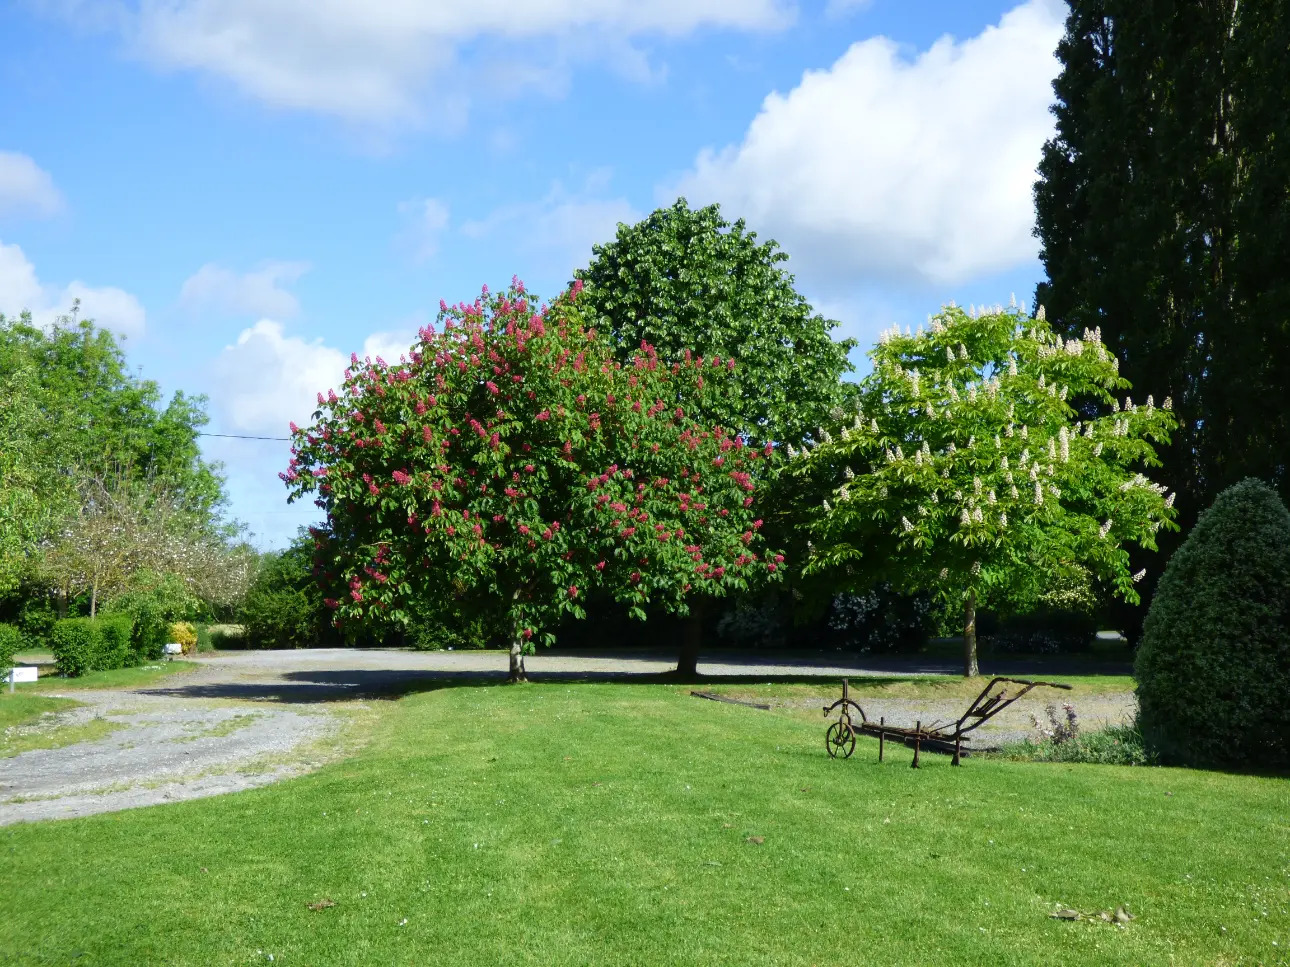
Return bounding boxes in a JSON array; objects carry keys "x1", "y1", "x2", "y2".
[
  {"x1": 666, "y1": 0, "x2": 1066, "y2": 289},
  {"x1": 396, "y1": 197, "x2": 451, "y2": 262},
  {"x1": 179, "y1": 261, "x2": 311, "y2": 318},
  {"x1": 0, "y1": 151, "x2": 65, "y2": 219},
  {"x1": 0, "y1": 239, "x2": 145, "y2": 339},
  {"x1": 101, "y1": 0, "x2": 793, "y2": 125},
  {"x1": 461, "y1": 170, "x2": 640, "y2": 279},
  {"x1": 213, "y1": 320, "x2": 417, "y2": 437}
]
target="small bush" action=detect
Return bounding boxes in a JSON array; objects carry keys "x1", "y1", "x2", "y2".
[
  {"x1": 981, "y1": 609, "x2": 1096, "y2": 655},
  {"x1": 96, "y1": 616, "x2": 134, "y2": 670},
  {"x1": 0, "y1": 623, "x2": 20, "y2": 673},
  {"x1": 169, "y1": 621, "x2": 198, "y2": 655},
  {"x1": 828, "y1": 585, "x2": 931, "y2": 653},
  {"x1": 51, "y1": 618, "x2": 101, "y2": 677},
  {"x1": 208, "y1": 625, "x2": 247, "y2": 650},
  {"x1": 1135, "y1": 478, "x2": 1290, "y2": 769},
  {"x1": 194, "y1": 624, "x2": 214, "y2": 652},
  {"x1": 17, "y1": 597, "x2": 57, "y2": 651},
  {"x1": 717, "y1": 596, "x2": 787, "y2": 650},
  {"x1": 994, "y1": 724, "x2": 1152, "y2": 766},
  {"x1": 130, "y1": 603, "x2": 169, "y2": 663}
]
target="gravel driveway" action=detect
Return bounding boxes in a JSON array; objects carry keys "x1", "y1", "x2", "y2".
[{"x1": 0, "y1": 648, "x2": 1136, "y2": 825}]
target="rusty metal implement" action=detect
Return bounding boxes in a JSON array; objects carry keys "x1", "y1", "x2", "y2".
[{"x1": 823, "y1": 676, "x2": 1072, "y2": 767}]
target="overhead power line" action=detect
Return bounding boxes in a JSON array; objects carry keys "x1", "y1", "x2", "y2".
[{"x1": 198, "y1": 432, "x2": 291, "y2": 442}]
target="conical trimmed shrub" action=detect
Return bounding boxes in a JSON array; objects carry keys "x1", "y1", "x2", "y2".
[{"x1": 1135, "y1": 478, "x2": 1290, "y2": 768}]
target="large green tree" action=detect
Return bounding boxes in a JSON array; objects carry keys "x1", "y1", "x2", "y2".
[
  {"x1": 797, "y1": 303, "x2": 1178, "y2": 676},
  {"x1": 0, "y1": 307, "x2": 234, "y2": 602},
  {"x1": 573, "y1": 197, "x2": 856, "y2": 448},
  {"x1": 1034, "y1": 0, "x2": 1290, "y2": 528}
]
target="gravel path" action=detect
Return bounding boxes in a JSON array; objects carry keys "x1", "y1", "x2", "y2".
[{"x1": 0, "y1": 648, "x2": 1136, "y2": 825}]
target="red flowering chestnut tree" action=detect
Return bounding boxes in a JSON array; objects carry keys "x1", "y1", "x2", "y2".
[{"x1": 284, "y1": 279, "x2": 782, "y2": 680}]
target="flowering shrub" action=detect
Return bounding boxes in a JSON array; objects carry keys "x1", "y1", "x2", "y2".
[
  {"x1": 796, "y1": 302, "x2": 1178, "y2": 675},
  {"x1": 827, "y1": 585, "x2": 932, "y2": 654},
  {"x1": 285, "y1": 279, "x2": 782, "y2": 680}
]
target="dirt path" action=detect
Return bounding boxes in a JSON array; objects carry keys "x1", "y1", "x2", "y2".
[{"x1": 0, "y1": 649, "x2": 1136, "y2": 825}]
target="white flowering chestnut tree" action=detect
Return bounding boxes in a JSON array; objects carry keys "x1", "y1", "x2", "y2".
[
  {"x1": 284, "y1": 280, "x2": 781, "y2": 681},
  {"x1": 795, "y1": 302, "x2": 1178, "y2": 676}
]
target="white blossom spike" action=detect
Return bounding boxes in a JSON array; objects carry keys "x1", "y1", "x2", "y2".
[
  {"x1": 844, "y1": 466, "x2": 855, "y2": 480},
  {"x1": 1165, "y1": 492, "x2": 1175, "y2": 509},
  {"x1": 958, "y1": 343, "x2": 968, "y2": 360},
  {"x1": 999, "y1": 512, "x2": 1007, "y2": 528},
  {"x1": 1036, "y1": 305, "x2": 1046, "y2": 321},
  {"x1": 1099, "y1": 519, "x2": 1113, "y2": 539},
  {"x1": 988, "y1": 490, "x2": 997, "y2": 504},
  {"x1": 1008, "y1": 356, "x2": 1018, "y2": 377},
  {"x1": 1094, "y1": 442, "x2": 1103, "y2": 457},
  {"x1": 1038, "y1": 373, "x2": 1046, "y2": 390},
  {"x1": 823, "y1": 499, "x2": 832, "y2": 512},
  {"x1": 901, "y1": 516, "x2": 914, "y2": 532},
  {"x1": 946, "y1": 346, "x2": 955, "y2": 364},
  {"x1": 1132, "y1": 569, "x2": 1147, "y2": 583},
  {"x1": 960, "y1": 509, "x2": 971, "y2": 526},
  {"x1": 972, "y1": 507, "x2": 983, "y2": 523},
  {"x1": 1034, "y1": 480, "x2": 1044, "y2": 505},
  {"x1": 1163, "y1": 396, "x2": 1173, "y2": 411}
]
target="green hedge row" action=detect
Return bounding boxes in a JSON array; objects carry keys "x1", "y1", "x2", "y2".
[
  {"x1": 50, "y1": 612, "x2": 169, "y2": 677},
  {"x1": 0, "y1": 622, "x2": 20, "y2": 673}
]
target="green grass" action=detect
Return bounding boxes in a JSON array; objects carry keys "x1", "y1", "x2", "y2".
[
  {"x1": 18, "y1": 660, "x2": 200, "y2": 692},
  {"x1": 0, "y1": 692, "x2": 124, "y2": 758},
  {"x1": 2, "y1": 681, "x2": 1285, "y2": 966}
]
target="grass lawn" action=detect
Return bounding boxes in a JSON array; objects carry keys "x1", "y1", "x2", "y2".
[
  {"x1": 2, "y1": 681, "x2": 1285, "y2": 966},
  {"x1": 0, "y1": 692, "x2": 124, "y2": 758},
  {"x1": 16, "y1": 659, "x2": 200, "y2": 692}
]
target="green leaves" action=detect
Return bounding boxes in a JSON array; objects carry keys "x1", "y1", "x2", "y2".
[
  {"x1": 797, "y1": 303, "x2": 1178, "y2": 616},
  {"x1": 286, "y1": 280, "x2": 781, "y2": 649},
  {"x1": 574, "y1": 197, "x2": 855, "y2": 448}
]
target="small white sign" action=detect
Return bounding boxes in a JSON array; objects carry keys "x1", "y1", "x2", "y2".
[
  {"x1": 162, "y1": 643, "x2": 184, "y2": 656},
  {"x1": 6, "y1": 667, "x2": 38, "y2": 683}
]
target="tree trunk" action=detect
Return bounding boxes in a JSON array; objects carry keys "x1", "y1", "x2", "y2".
[
  {"x1": 963, "y1": 588, "x2": 979, "y2": 678},
  {"x1": 90, "y1": 574, "x2": 99, "y2": 619},
  {"x1": 676, "y1": 598, "x2": 705, "y2": 678},
  {"x1": 508, "y1": 635, "x2": 527, "y2": 683},
  {"x1": 57, "y1": 586, "x2": 68, "y2": 619}
]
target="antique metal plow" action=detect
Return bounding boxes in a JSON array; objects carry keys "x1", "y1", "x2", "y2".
[{"x1": 823, "y1": 676, "x2": 1072, "y2": 767}]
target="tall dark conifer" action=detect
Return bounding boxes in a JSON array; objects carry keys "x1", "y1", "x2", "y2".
[{"x1": 1033, "y1": 0, "x2": 1290, "y2": 633}]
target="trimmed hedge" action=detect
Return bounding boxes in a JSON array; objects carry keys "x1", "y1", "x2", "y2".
[
  {"x1": 51, "y1": 618, "x2": 101, "y2": 677},
  {"x1": 1135, "y1": 478, "x2": 1290, "y2": 769},
  {"x1": 97, "y1": 616, "x2": 134, "y2": 670},
  {"x1": 0, "y1": 622, "x2": 20, "y2": 673},
  {"x1": 130, "y1": 604, "x2": 169, "y2": 664},
  {"x1": 50, "y1": 614, "x2": 154, "y2": 677}
]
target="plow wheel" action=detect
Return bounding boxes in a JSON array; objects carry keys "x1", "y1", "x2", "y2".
[{"x1": 826, "y1": 720, "x2": 856, "y2": 759}]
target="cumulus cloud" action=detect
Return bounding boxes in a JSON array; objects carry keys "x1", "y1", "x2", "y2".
[
  {"x1": 99, "y1": 0, "x2": 794, "y2": 125},
  {"x1": 0, "y1": 239, "x2": 145, "y2": 339},
  {"x1": 0, "y1": 151, "x2": 64, "y2": 219},
  {"x1": 460, "y1": 169, "x2": 640, "y2": 279},
  {"x1": 179, "y1": 261, "x2": 311, "y2": 318},
  {"x1": 666, "y1": 0, "x2": 1066, "y2": 290},
  {"x1": 212, "y1": 320, "x2": 417, "y2": 437}
]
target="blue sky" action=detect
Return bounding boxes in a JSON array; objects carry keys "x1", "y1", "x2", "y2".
[{"x1": 0, "y1": 0, "x2": 1069, "y2": 548}]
